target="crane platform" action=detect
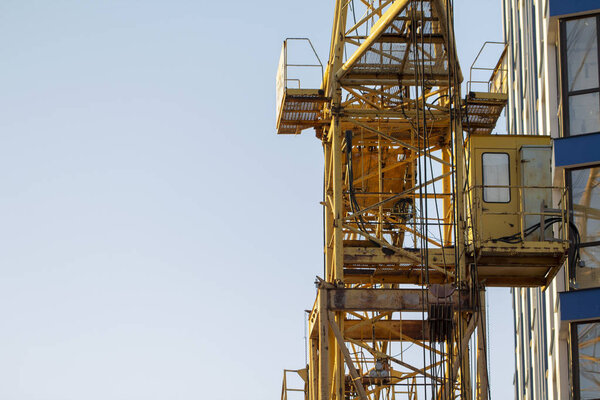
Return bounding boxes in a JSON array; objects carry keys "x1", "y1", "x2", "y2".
[
  {"x1": 473, "y1": 241, "x2": 568, "y2": 287},
  {"x1": 276, "y1": 88, "x2": 327, "y2": 134},
  {"x1": 462, "y1": 42, "x2": 508, "y2": 134},
  {"x1": 462, "y1": 91, "x2": 508, "y2": 135}
]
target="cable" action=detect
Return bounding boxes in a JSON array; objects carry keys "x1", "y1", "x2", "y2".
[
  {"x1": 345, "y1": 129, "x2": 394, "y2": 253},
  {"x1": 489, "y1": 217, "x2": 582, "y2": 269},
  {"x1": 345, "y1": 131, "x2": 372, "y2": 235}
]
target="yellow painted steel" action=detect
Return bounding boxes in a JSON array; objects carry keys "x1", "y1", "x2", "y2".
[
  {"x1": 467, "y1": 135, "x2": 551, "y2": 240},
  {"x1": 465, "y1": 134, "x2": 569, "y2": 287},
  {"x1": 274, "y1": 0, "x2": 568, "y2": 399}
]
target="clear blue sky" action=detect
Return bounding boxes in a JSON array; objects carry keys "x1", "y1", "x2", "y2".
[{"x1": 0, "y1": 1, "x2": 513, "y2": 399}]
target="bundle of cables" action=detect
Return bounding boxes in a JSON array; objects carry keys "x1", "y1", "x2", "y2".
[
  {"x1": 490, "y1": 217, "x2": 582, "y2": 266},
  {"x1": 345, "y1": 130, "x2": 369, "y2": 234}
]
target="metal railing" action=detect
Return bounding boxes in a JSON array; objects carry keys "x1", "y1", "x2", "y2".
[
  {"x1": 279, "y1": 38, "x2": 324, "y2": 91},
  {"x1": 276, "y1": 38, "x2": 324, "y2": 121},
  {"x1": 465, "y1": 185, "x2": 569, "y2": 246},
  {"x1": 392, "y1": 376, "x2": 418, "y2": 400},
  {"x1": 467, "y1": 41, "x2": 508, "y2": 95},
  {"x1": 281, "y1": 369, "x2": 308, "y2": 400}
]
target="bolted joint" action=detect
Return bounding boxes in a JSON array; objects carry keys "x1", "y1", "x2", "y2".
[{"x1": 331, "y1": 105, "x2": 343, "y2": 116}]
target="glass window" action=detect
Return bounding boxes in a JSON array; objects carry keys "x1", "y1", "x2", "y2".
[
  {"x1": 570, "y1": 167, "x2": 600, "y2": 289},
  {"x1": 576, "y1": 323, "x2": 600, "y2": 399},
  {"x1": 569, "y1": 92, "x2": 600, "y2": 135},
  {"x1": 578, "y1": 246, "x2": 600, "y2": 289},
  {"x1": 566, "y1": 17, "x2": 599, "y2": 92},
  {"x1": 572, "y1": 167, "x2": 600, "y2": 244},
  {"x1": 562, "y1": 15, "x2": 600, "y2": 137},
  {"x1": 482, "y1": 153, "x2": 510, "y2": 203}
]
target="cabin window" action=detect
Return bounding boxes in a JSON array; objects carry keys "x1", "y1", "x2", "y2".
[{"x1": 482, "y1": 152, "x2": 510, "y2": 203}]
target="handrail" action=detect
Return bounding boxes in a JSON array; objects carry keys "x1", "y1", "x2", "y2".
[
  {"x1": 465, "y1": 185, "x2": 569, "y2": 244},
  {"x1": 283, "y1": 38, "x2": 324, "y2": 89},
  {"x1": 467, "y1": 41, "x2": 508, "y2": 94},
  {"x1": 281, "y1": 369, "x2": 308, "y2": 400},
  {"x1": 276, "y1": 38, "x2": 324, "y2": 121}
]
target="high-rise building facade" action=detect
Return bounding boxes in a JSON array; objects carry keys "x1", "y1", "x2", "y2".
[{"x1": 501, "y1": 0, "x2": 600, "y2": 399}]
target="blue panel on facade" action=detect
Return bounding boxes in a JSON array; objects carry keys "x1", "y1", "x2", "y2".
[
  {"x1": 554, "y1": 132, "x2": 600, "y2": 168},
  {"x1": 560, "y1": 288, "x2": 600, "y2": 322},
  {"x1": 550, "y1": 0, "x2": 600, "y2": 17}
]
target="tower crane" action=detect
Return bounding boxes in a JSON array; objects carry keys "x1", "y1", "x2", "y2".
[{"x1": 275, "y1": 1, "x2": 570, "y2": 399}]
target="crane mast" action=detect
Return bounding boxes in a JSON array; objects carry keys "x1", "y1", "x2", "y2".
[
  {"x1": 320, "y1": 1, "x2": 478, "y2": 398},
  {"x1": 275, "y1": 0, "x2": 569, "y2": 399}
]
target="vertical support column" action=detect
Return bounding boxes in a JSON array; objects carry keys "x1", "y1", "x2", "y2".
[
  {"x1": 324, "y1": 0, "x2": 347, "y2": 284},
  {"x1": 318, "y1": 290, "x2": 330, "y2": 400},
  {"x1": 460, "y1": 315, "x2": 473, "y2": 400},
  {"x1": 318, "y1": 119, "x2": 345, "y2": 400},
  {"x1": 476, "y1": 291, "x2": 489, "y2": 400},
  {"x1": 452, "y1": 120, "x2": 467, "y2": 282},
  {"x1": 452, "y1": 108, "x2": 473, "y2": 400},
  {"x1": 442, "y1": 145, "x2": 452, "y2": 246},
  {"x1": 331, "y1": 118, "x2": 344, "y2": 281},
  {"x1": 325, "y1": 0, "x2": 342, "y2": 98},
  {"x1": 328, "y1": 3, "x2": 347, "y2": 398},
  {"x1": 329, "y1": 316, "x2": 340, "y2": 400},
  {"x1": 377, "y1": 135, "x2": 383, "y2": 239},
  {"x1": 310, "y1": 338, "x2": 318, "y2": 400},
  {"x1": 442, "y1": 341, "x2": 453, "y2": 400},
  {"x1": 324, "y1": 136, "x2": 334, "y2": 281}
]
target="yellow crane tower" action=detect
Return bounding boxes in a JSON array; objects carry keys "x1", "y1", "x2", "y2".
[{"x1": 275, "y1": 1, "x2": 571, "y2": 399}]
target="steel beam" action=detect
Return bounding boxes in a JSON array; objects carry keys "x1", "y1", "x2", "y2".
[{"x1": 326, "y1": 288, "x2": 470, "y2": 311}]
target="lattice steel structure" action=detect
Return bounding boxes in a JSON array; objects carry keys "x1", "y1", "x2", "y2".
[{"x1": 275, "y1": 1, "x2": 521, "y2": 399}]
